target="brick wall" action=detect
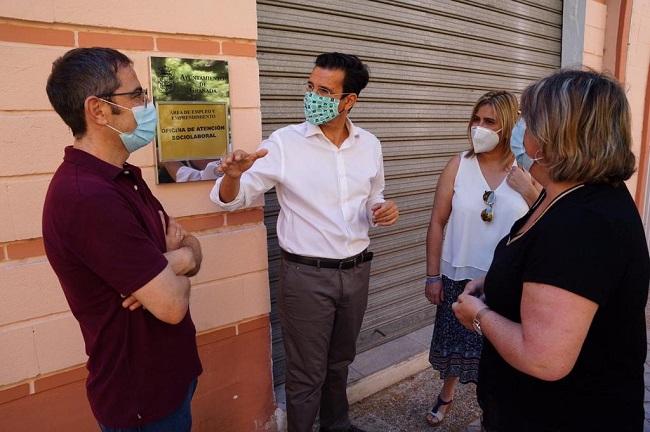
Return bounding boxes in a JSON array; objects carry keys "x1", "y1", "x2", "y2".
[{"x1": 0, "y1": 1, "x2": 276, "y2": 430}]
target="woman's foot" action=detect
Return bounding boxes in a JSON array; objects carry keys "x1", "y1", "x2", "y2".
[{"x1": 425, "y1": 395, "x2": 453, "y2": 427}]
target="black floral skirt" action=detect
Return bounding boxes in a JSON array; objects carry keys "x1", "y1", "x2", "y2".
[{"x1": 429, "y1": 275, "x2": 482, "y2": 384}]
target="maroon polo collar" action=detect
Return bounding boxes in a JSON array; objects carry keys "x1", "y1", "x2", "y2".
[{"x1": 63, "y1": 146, "x2": 140, "y2": 180}]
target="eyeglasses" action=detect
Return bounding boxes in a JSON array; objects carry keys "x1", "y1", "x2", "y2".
[
  {"x1": 481, "y1": 190, "x2": 495, "y2": 222},
  {"x1": 304, "y1": 82, "x2": 352, "y2": 99},
  {"x1": 97, "y1": 88, "x2": 149, "y2": 108}
]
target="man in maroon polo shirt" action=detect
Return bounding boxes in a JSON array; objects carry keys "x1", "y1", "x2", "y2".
[{"x1": 42, "y1": 48, "x2": 203, "y2": 431}]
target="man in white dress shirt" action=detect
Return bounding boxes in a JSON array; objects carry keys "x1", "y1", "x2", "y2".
[{"x1": 209, "y1": 53, "x2": 399, "y2": 432}]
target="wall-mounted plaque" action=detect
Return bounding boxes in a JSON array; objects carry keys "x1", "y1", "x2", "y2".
[{"x1": 150, "y1": 57, "x2": 231, "y2": 184}]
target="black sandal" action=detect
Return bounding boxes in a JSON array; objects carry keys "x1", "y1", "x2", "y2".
[{"x1": 425, "y1": 395, "x2": 453, "y2": 427}]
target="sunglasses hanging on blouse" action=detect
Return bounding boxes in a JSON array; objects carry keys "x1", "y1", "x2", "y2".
[{"x1": 481, "y1": 190, "x2": 495, "y2": 222}]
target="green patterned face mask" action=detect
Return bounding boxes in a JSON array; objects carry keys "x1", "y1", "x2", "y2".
[{"x1": 304, "y1": 91, "x2": 342, "y2": 125}]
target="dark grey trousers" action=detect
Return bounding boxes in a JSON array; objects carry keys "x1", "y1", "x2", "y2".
[{"x1": 278, "y1": 256, "x2": 371, "y2": 432}]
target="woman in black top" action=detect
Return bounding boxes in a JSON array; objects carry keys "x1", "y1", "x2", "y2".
[{"x1": 452, "y1": 69, "x2": 650, "y2": 431}]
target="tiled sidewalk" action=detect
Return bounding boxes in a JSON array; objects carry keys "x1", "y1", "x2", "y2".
[
  {"x1": 275, "y1": 324, "x2": 482, "y2": 431},
  {"x1": 347, "y1": 324, "x2": 481, "y2": 431},
  {"x1": 348, "y1": 366, "x2": 480, "y2": 431},
  {"x1": 348, "y1": 325, "x2": 433, "y2": 383}
]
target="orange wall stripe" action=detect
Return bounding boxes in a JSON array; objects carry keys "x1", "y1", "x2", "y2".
[
  {"x1": 222, "y1": 41, "x2": 257, "y2": 57},
  {"x1": 225, "y1": 208, "x2": 264, "y2": 227},
  {"x1": 2, "y1": 208, "x2": 263, "y2": 261},
  {"x1": 634, "y1": 65, "x2": 650, "y2": 212},
  {"x1": 78, "y1": 31, "x2": 154, "y2": 51},
  {"x1": 5, "y1": 238, "x2": 45, "y2": 260},
  {"x1": 0, "y1": 383, "x2": 29, "y2": 405},
  {"x1": 615, "y1": 0, "x2": 632, "y2": 83},
  {"x1": 237, "y1": 315, "x2": 270, "y2": 335},
  {"x1": 156, "y1": 37, "x2": 221, "y2": 55},
  {"x1": 0, "y1": 22, "x2": 74, "y2": 47},
  {"x1": 0, "y1": 19, "x2": 256, "y2": 57}
]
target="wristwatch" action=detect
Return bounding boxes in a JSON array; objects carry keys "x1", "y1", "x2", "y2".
[{"x1": 472, "y1": 307, "x2": 491, "y2": 336}]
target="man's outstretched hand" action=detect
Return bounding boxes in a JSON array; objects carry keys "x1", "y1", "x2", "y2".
[{"x1": 218, "y1": 149, "x2": 268, "y2": 179}]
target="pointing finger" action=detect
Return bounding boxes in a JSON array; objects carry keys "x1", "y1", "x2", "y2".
[
  {"x1": 255, "y1": 148, "x2": 269, "y2": 158},
  {"x1": 245, "y1": 148, "x2": 269, "y2": 163}
]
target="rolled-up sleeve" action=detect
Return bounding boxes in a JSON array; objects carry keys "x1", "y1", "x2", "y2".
[
  {"x1": 209, "y1": 176, "x2": 246, "y2": 210},
  {"x1": 209, "y1": 135, "x2": 284, "y2": 211}
]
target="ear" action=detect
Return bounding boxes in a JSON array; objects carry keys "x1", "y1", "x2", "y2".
[
  {"x1": 84, "y1": 96, "x2": 110, "y2": 128},
  {"x1": 341, "y1": 93, "x2": 358, "y2": 113}
]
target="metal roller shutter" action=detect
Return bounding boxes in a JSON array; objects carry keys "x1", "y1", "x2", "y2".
[{"x1": 257, "y1": 0, "x2": 563, "y2": 384}]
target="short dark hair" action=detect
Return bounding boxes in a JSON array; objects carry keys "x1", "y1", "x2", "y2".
[
  {"x1": 314, "y1": 52, "x2": 370, "y2": 95},
  {"x1": 46, "y1": 47, "x2": 132, "y2": 138}
]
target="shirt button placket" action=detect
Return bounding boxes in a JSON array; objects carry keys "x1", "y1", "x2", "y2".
[
  {"x1": 336, "y1": 150, "x2": 353, "y2": 254},
  {"x1": 336, "y1": 152, "x2": 346, "y2": 214}
]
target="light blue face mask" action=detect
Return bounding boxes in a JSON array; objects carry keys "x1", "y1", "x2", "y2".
[
  {"x1": 303, "y1": 91, "x2": 343, "y2": 125},
  {"x1": 509, "y1": 118, "x2": 536, "y2": 171},
  {"x1": 103, "y1": 100, "x2": 158, "y2": 153}
]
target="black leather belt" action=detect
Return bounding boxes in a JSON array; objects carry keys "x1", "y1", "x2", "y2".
[{"x1": 281, "y1": 249, "x2": 373, "y2": 269}]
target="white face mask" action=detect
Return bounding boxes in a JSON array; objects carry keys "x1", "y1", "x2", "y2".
[{"x1": 471, "y1": 126, "x2": 501, "y2": 153}]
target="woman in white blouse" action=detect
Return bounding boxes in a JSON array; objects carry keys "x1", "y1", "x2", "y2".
[{"x1": 424, "y1": 91, "x2": 539, "y2": 426}]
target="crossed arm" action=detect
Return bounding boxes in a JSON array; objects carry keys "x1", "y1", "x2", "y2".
[{"x1": 121, "y1": 211, "x2": 203, "y2": 324}]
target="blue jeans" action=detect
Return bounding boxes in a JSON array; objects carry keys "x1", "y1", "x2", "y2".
[{"x1": 99, "y1": 379, "x2": 197, "y2": 432}]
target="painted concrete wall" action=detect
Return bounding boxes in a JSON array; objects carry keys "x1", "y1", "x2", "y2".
[
  {"x1": 624, "y1": 0, "x2": 650, "y2": 197},
  {"x1": 583, "y1": 0, "x2": 607, "y2": 70},
  {"x1": 579, "y1": 0, "x2": 650, "y2": 202},
  {"x1": 0, "y1": 1, "x2": 276, "y2": 430}
]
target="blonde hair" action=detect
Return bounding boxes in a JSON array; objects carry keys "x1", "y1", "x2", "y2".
[
  {"x1": 465, "y1": 91, "x2": 519, "y2": 169},
  {"x1": 520, "y1": 69, "x2": 635, "y2": 184}
]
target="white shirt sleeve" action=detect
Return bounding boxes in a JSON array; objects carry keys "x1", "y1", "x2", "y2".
[
  {"x1": 209, "y1": 135, "x2": 283, "y2": 211},
  {"x1": 366, "y1": 142, "x2": 386, "y2": 226},
  {"x1": 199, "y1": 160, "x2": 222, "y2": 181},
  {"x1": 175, "y1": 165, "x2": 202, "y2": 182}
]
